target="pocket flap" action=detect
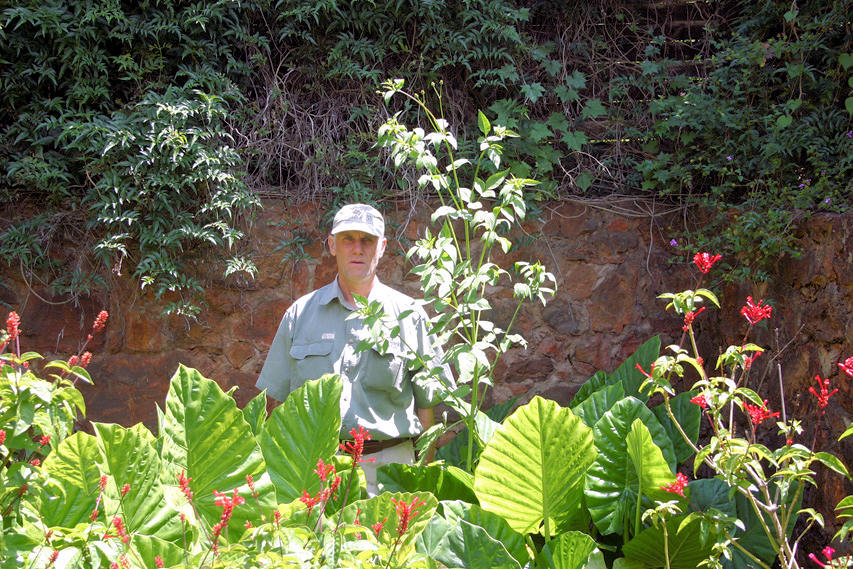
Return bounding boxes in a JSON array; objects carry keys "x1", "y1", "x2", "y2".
[{"x1": 290, "y1": 341, "x2": 333, "y2": 359}]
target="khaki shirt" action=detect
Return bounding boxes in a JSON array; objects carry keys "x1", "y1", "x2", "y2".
[{"x1": 256, "y1": 278, "x2": 451, "y2": 439}]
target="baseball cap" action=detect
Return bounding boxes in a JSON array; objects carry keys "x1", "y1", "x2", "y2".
[{"x1": 331, "y1": 203, "x2": 385, "y2": 238}]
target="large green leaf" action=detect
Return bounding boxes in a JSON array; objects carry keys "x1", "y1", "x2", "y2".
[
  {"x1": 585, "y1": 398, "x2": 676, "y2": 536},
  {"x1": 571, "y1": 382, "x2": 625, "y2": 429},
  {"x1": 651, "y1": 391, "x2": 701, "y2": 465},
  {"x1": 626, "y1": 419, "x2": 677, "y2": 505},
  {"x1": 159, "y1": 365, "x2": 275, "y2": 540},
  {"x1": 606, "y1": 336, "x2": 660, "y2": 402},
  {"x1": 538, "y1": 531, "x2": 600, "y2": 569},
  {"x1": 622, "y1": 514, "x2": 717, "y2": 569},
  {"x1": 377, "y1": 463, "x2": 476, "y2": 503},
  {"x1": 441, "y1": 500, "x2": 529, "y2": 565},
  {"x1": 688, "y1": 478, "x2": 736, "y2": 519},
  {"x1": 473, "y1": 396, "x2": 596, "y2": 535},
  {"x1": 37, "y1": 432, "x2": 100, "y2": 529},
  {"x1": 242, "y1": 390, "x2": 268, "y2": 436},
  {"x1": 93, "y1": 422, "x2": 182, "y2": 541},
  {"x1": 418, "y1": 514, "x2": 522, "y2": 569},
  {"x1": 570, "y1": 337, "x2": 660, "y2": 406},
  {"x1": 259, "y1": 374, "x2": 342, "y2": 503}
]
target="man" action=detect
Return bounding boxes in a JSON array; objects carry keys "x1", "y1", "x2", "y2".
[{"x1": 256, "y1": 203, "x2": 451, "y2": 494}]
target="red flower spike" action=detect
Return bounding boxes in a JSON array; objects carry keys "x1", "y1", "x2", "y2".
[
  {"x1": 743, "y1": 350, "x2": 762, "y2": 371},
  {"x1": 121, "y1": 483, "x2": 130, "y2": 497},
  {"x1": 6, "y1": 311, "x2": 21, "y2": 341},
  {"x1": 89, "y1": 509, "x2": 99, "y2": 521},
  {"x1": 245, "y1": 520, "x2": 252, "y2": 529},
  {"x1": 340, "y1": 426, "x2": 376, "y2": 466},
  {"x1": 0, "y1": 429, "x2": 6, "y2": 445},
  {"x1": 635, "y1": 363, "x2": 654, "y2": 379},
  {"x1": 744, "y1": 400, "x2": 780, "y2": 426},
  {"x1": 314, "y1": 458, "x2": 335, "y2": 482},
  {"x1": 113, "y1": 516, "x2": 130, "y2": 545},
  {"x1": 693, "y1": 252, "x2": 722, "y2": 274},
  {"x1": 661, "y1": 472, "x2": 689, "y2": 496},
  {"x1": 155, "y1": 556, "x2": 164, "y2": 569},
  {"x1": 92, "y1": 310, "x2": 109, "y2": 333},
  {"x1": 47, "y1": 551, "x2": 59, "y2": 568},
  {"x1": 211, "y1": 488, "x2": 244, "y2": 552},
  {"x1": 371, "y1": 517, "x2": 387, "y2": 537},
  {"x1": 839, "y1": 356, "x2": 853, "y2": 378},
  {"x1": 99, "y1": 475, "x2": 108, "y2": 491},
  {"x1": 110, "y1": 563, "x2": 118, "y2": 569},
  {"x1": 246, "y1": 474, "x2": 256, "y2": 493},
  {"x1": 80, "y1": 351, "x2": 92, "y2": 368},
  {"x1": 740, "y1": 296, "x2": 772, "y2": 325},
  {"x1": 38, "y1": 434, "x2": 50, "y2": 446},
  {"x1": 68, "y1": 355, "x2": 80, "y2": 367},
  {"x1": 178, "y1": 470, "x2": 193, "y2": 502},
  {"x1": 809, "y1": 375, "x2": 838, "y2": 410},
  {"x1": 30, "y1": 458, "x2": 41, "y2": 467},
  {"x1": 391, "y1": 496, "x2": 425, "y2": 537},
  {"x1": 682, "y1": 306, "x2": 706, "y2": 331}
]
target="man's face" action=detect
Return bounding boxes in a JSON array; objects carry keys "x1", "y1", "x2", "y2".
[{"x1": 328, "y1": 230, "x2": 387, "y2": 286}]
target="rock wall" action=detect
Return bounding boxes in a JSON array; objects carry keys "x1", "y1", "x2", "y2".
[{"x1": 4, "y1": 200, "x2": 852, "y2": 531}]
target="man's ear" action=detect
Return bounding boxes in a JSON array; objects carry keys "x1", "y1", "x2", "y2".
[
  {"x1": 378, "y1": 236, "x2": 388, "y2": 258},
  {"x1": 327, "y1": 234, "x2": 336, "y2": 255}
]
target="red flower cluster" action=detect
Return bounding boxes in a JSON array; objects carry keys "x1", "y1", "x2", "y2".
[
  {"x1": 693, "y1": 252, "x2": 722, "y2": 274},
  {"x1": 121, "y1": 483, "x2": 130, "y2": 497},
  {"x1": 340, "y1": 426, "x2": 376, "y2": 467},
  {"x1": 47, "y1": 550, "x2": 59, "y2": 568},
  {"x1": 682, "y1": 307, "x2": 706, "y2": 332},
  {"x1": 690, "y1": 394, "x2": 708, "y2": 409},
  {"x1": 6, "y1": 311, "x2": 21, "y2": 341},
  {"x1": 300, "y1": 458, "x2": 342, "y2": 516},
  {"x1": 39, "y1": 434, "x2": 50, "y2": 446},
  {"x1": 839, "y1": 356, "x2": 853, "y2": 378},
  {"x1": 211, "y1": 488, "x2": 245, "y2": 551},
  {"x1": 154, "y1": 556, "x2": 164, "y2": 568},
  {"x1": 0, "y1": 429, "x2": 6, "y2": 445},
  {"x1": 246, "y1": 474, "x2": 259, "y2": 499},
  {"x1": 740, "y1": 296, "x2": 772, "y2": 325},
  {"x1": 743, "y1": 350, "x2": 762, "y2": 371},
  {"x1": 391, "y1": 496, "x2": 425, "y2": 537},
  {"x1": 661, "y1": 472, "x2": 689, "y2": 496},
  {"x1": 744, "y1": 400, "x2": 780, "y2": 426},
  {"x1": 809, "y1": 375, "x2": 838, "y2": 411}
]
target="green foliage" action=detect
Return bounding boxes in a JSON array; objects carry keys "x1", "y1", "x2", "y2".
[
  {"x1": 0, "y1": 0, "x2": 265, "y2": 312},
  {"x1": 615, "y1": 0, "x2": 852, "y2": 282}
]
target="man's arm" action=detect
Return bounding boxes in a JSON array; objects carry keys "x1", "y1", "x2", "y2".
[{"x1": 416, "y1": 406, "x2": 436, "y2": 463}]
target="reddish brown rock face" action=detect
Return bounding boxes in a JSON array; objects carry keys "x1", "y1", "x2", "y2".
[{"x1": 3, "y1": 202, "x2": 852, "y2": 533}]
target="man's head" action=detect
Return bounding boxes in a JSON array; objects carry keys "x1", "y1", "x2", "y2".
[
  {"x1": 330, "y1": 203, "x2": 384, "y2": 238},
  {"x1": 328, "y1": 204, "x2": 387, "y2": 296}
]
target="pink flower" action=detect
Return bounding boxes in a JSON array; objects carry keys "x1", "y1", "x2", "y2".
[
  {"x1": 809, "y1": 546, "x2": 836, "y2": 568},
  {"x1": 839, "y1": 356, "x2": 853, "y2": 378},
  {"x1": 391, "y1": 496, "x2": 425, "y2": 537},
  {"x1": 6, "y1": 311, "x2": 21, "y2": 341},
  {"x1": 661, "y1": 472, "x2": 689, "y2": 496},
  {"x1": 809, "y1": 375, "x2": 838, "y2": 410},
  {"x1": 340, "y1": 426, "x2": 376, "y2": 467},
  {"x1": 740, "y1": 296, "x2": 772, "y2": 325},
  {"x1": 744, "y1": 400, "x2": 780, "y2": 425},
  {"x1": 690, "y1": 394, "x2": 708, "y2": 409},
  {"x1": 693, "y1": 252, "x2": 722, "y2": 274}
]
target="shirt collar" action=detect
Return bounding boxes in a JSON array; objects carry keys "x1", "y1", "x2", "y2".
[{"x1": 318, "y1": 277, "x2": 385, "y2": 309}]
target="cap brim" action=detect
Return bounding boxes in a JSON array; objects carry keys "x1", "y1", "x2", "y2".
[{"x1": 330, "y1": 222, "x2": 383, "y2": 237}]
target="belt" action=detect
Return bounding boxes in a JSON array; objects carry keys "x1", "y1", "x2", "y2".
[{"x1": 342, "y1": 437, "x2": 411, "y2": 455}]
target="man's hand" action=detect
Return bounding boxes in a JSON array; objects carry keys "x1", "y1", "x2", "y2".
[{"x1": 416, "y1": 407, "x2": 436, "y2": 463}]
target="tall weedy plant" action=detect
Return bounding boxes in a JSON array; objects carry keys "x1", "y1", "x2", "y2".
[{"x1": 361, "y1": 79, "x2": 555, "y2": 471}]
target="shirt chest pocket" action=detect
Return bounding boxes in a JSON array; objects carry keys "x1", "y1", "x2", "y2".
[
  {"x1": 360, "y1": 339, "x2": 407, "y2": 395},
  {"x1": 290, "y1": 340, "x2": 334, "y2": 383}
]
